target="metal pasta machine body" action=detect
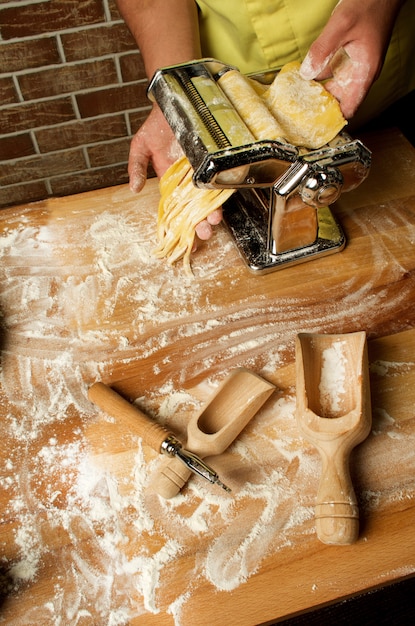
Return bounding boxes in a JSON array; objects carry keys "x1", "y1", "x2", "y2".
[{"x1": 148, "y1": 59, "x2": 371, "y2": 274}]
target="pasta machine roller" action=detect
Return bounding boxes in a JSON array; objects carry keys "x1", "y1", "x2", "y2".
[{"x1": 148, "y1": 59, "x2": 371, "y2": 274}]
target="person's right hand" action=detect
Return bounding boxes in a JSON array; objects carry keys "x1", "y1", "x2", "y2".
[
  {"x1": 128, "y1": 104, "x2": 182, "y2": 193},
  {"x1": 128, "y1": 103, "x2": 224, "y2": 243}
]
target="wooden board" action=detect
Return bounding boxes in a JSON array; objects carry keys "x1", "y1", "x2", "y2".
[{"x1": 0, "y1": 128, "x2": 414, "y2": 625}]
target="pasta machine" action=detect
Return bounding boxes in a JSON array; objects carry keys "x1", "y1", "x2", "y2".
[{"x1": 148, "y1": 59, "x2": 371, "y2": 274}]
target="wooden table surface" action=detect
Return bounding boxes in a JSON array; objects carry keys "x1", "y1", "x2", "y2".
[{"x1": 0, "y1": 128, "x2": 414, "y2": 625}]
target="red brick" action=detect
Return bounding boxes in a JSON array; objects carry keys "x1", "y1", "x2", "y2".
[
  {"x1": 61, "y1": 23, "x2": 136, "y2": 62},
  {"x1": 108, "y1": 0, "x2": 122, "y2": 21},
  {"x1": 0, "y1": 133, "x2": 35, "y2": 160},
  {"x1": 1, "y1": 98, "x2": 75, "y2": 135},
  {"x1": 0, "y1": 149, "x2": 86, "y2": 186},
  {"x1": 119, "y1": 52, "x2": 146, "y2": 82},
  {"x1": 35, "y1": 115, "x2": 128, "y2": 153},
  {"x1": 87, "y1": 137, "x2": 130, "y2": 167},
  {"x1": 0, "y1": 76, "x2": 17, "y2": 105},
  {"x1": 76, "y1": 82, "x2": 148, "y2": 118},
  {"x1": 18, "y1": 59, "x2": 118, "y2": 100},
  {"x1": 0, "y1": 37, "x2": 60, "y2": 73},
  {"x1": 50, "y1": 164, "x2": 129, "y2": 196},
  {"x1": 0, "y1": 0, "x2": 104, "y2": 40},
  {"x1": 0, "y1": 181, "x2": 48, "y2": 209},
  {"x1": 129, "y1": 109, "x2": 151, "y2": 134}
]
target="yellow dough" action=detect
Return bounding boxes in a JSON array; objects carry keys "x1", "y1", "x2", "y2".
[
  {"x1": 265, "y1": 61, "x2": 346, "y2": 149},
  {"x1": 154, "y1": 155, "x2": 234, "y2": 275},
  {"x1": 218, "y1": 69, "x2": 286, "y2": 141},
  {"x1": 155, "y1": 61, "x2": 346, "y2": 273}
]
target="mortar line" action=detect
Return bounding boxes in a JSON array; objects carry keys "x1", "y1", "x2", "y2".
[
  {"x1": 103, "y1": 0, "x2": 112, "y2": 23},
  {"x1": 12, "y1": 74, "x2": 24, "y2": 103},
  {"x1": 55, "y1": 33, "x2": 66, "y2": 64},
  {"x1": 71, "y1": 93, "x2": 81, "y2": 120},
  {"x1": 30, "y1": 130, "x2": 41, "y2": 155}
]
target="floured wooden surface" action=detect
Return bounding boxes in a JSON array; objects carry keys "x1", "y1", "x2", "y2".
[{"x1": 0, "y1": 129, "x2": 414, "y2": 625}]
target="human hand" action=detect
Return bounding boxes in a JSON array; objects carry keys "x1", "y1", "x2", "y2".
[
  {"x1": 128, "y1": 104, "x2": 180, "y2": 193},
  {"x1": 300, "y1": 0, "x2": 402, "y2": 118},
  {"x1": 128, "y1": 104, "x2": 223, "y2": 241}
]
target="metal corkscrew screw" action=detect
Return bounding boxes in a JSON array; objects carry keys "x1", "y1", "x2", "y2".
[{"x1": 88, "y1": 382, "x2": 231, "y2": 493}]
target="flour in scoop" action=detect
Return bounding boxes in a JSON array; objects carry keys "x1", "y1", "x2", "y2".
[{"x1": 318, "y1": 340, "x2": 347, "y2": 416}]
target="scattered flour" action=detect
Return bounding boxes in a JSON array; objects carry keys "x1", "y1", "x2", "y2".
[{"x1": 0, "y1": 186, "x2": 414, "y2": 624}]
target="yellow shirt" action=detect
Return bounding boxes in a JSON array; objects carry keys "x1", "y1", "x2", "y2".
[{"x1": 196, "y1": 0, "x2": 415, "y2": 128}]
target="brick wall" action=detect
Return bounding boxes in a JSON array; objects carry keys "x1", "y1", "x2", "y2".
[{"x1": 0, "y1": 0, "x2": 151, "y2": 209}]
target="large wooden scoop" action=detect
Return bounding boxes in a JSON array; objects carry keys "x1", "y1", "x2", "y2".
[
  {"x1": 151, "y1": 368, "x2": 275, "y2": 498},
  {"x1": 295, "y1": 331, "x2": 372, "y2": 545}
]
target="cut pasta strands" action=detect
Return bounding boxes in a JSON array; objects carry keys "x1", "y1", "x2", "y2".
[{"x1": 153, "y1": 156, "x2": 234, "y2": 275}]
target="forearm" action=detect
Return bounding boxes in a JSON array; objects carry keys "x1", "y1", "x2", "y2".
[{"x1": 116, "y1": 0, "x2": 201, "y2": 79}]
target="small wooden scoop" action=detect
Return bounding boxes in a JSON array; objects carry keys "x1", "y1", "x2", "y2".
[
  {"x1": 295, "y1": 331, "x2": 372, "y2": 545},
  {"x1": 151, "y1": 368, "x2": 275, "y2": 498},
  {"x1": 88, "y1": 382, "x2": 232, "y2": 492}
]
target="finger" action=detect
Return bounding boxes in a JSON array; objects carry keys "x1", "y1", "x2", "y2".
[
  {"x1": 300, "y1": 5, "x2": 355, "y2": 80},
  {"x1": 300, "y1": 47, "x2": 334, "y2": 81},
  {"x1": 324, "y1": 46, "x2": 372, "y2": 118},
  {"x1": 195, "y1": 220, "x2": 213, "y2": 241},
  {"x1": 206, "y1": 207, "x2": 223, "y2": 226},
  {"x1": 128, "y1": 134, "x2": 150, "y2": 193},
  {"x1": 128, "y1": 163, "x2": 148, "y2": 193},
  {"x1": 324, "y1": 75, "x2": 366, "y2": 119}
]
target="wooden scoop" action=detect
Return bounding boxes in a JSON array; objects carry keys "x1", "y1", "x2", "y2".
[
  {"x1": 295, "y1": 331, "x2": 372, "y2": 545},
  {"x1": 88, "y1": 382, "x2": 232, "y2": 492},
  {"x1": 150, "y1": 368, "x2": 275, "y2": 498}
]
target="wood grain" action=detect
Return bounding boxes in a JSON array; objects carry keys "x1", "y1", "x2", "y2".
[
  {"x1": 295, "y1": 332, "x2": 372, "y2": 545},
  {"x1": 0, "y1": 128, "x2": 414, "y2": 625}
]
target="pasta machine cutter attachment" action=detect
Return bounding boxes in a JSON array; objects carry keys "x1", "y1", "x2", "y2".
[{"x1": 148, "y1": 59, "x2": 371, "y2": 274}]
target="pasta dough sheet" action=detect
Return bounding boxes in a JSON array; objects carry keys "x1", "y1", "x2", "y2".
[
  {"x1": 218, "y1": 69, "x2": 286, "y2": 141},
  {"x1": 264, "y1": 61, "x2": 347, "y2": 149}
]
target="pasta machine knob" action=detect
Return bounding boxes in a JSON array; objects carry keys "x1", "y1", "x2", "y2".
[{"x1": 300, "y1": 167, "x2": 343, "y2": 207}]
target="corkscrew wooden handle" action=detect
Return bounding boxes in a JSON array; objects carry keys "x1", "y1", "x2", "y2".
[{"x1": 88, "y1": 382, "x2": 170, "y2": 453}]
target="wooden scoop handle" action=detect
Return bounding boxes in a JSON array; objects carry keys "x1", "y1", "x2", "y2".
[
  {"x1": 314, "y1": 441, "x2": 359, "y2": 544},
  {"x1": 88, "y1": 382, "x2": 170, "y2": 453}
]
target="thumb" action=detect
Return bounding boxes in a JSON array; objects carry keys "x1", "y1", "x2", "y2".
[
  {"x1": 300, "y1": 9, "x2": 349, "y2": 81},
  {"x1": 300, "y1": 42, "x2": 336, "y2": 81},
  {"x1": 128, "y1": 133, "x2": 151, "y2": 193}
]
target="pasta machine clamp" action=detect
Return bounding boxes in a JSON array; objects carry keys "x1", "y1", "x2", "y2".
[{"x1": 148, "y1": 59, "x2": 371, "y2": 274}]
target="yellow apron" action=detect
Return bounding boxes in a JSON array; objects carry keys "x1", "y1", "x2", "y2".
[{"x1": 196, "y1": 0, "x2": 415, "y2": 128}]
